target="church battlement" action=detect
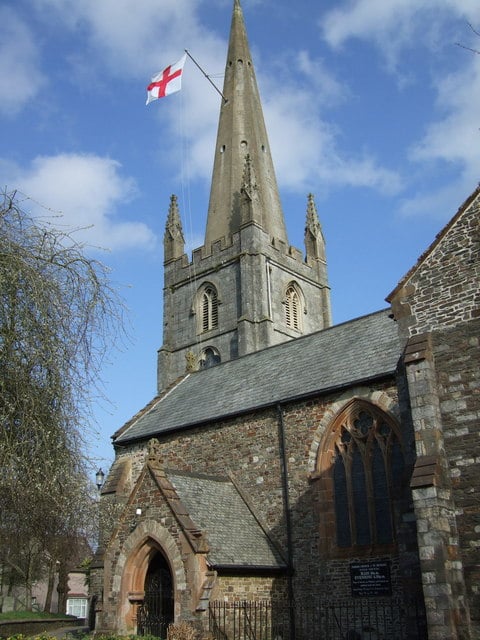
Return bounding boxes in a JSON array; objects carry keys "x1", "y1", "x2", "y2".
[{"x1": 164, "y1": 227, "x2": 319, "y2": 288}]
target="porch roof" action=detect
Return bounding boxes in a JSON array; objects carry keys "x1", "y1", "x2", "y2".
[{"x1": 168, "y1": 470, "x2": 286, "y2": 570}]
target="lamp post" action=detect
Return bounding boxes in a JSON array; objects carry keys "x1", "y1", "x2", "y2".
[
  {"x1": 95, "y1": 468, "x2": 105, "y2": 491},
  {"x1": 92, "y1": 468, "x2": 105, "y2": 631}
]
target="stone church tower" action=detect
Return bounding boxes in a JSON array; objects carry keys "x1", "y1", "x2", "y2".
[{"x1": 158, "y1": 0, "x2": 331, "y2": 391}]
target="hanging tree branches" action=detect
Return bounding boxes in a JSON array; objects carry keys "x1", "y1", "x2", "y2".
[{"x1": 0, "y1": 190, "x2": 125, "y2": 609}]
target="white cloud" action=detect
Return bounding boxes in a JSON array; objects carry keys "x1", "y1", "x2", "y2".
[
  {"x1": 276, "y1": 50, "x2": 348, "y2": 107},
  {"x1": 401, "y1": 54, "x2": 480, "y2": 216},
  {"x1": 36, "y1": 0, "x2": 216, "y2": 77},
  {"x1": 321, "y1": 0, "x2": 480, "y2": 216},
  {"x1": 0, "y1": 7, "x2": 46, "y2": 116},
  {"x1": 399, "y1": 181, "x2": 472, "y2": 219},
  {"x1": 262, "y1": 73, "x2": 402, "y2": 197},
  {"x1": 184, "y1": 26, "x2": 401, "y2": 197},
  {"x1": 412, "y1": 58, "x2": 480, "y2": 170},
  {"x1": 322, "y1": 0, "x2": 478, "y2": 57},
  {"x1": 5, "y1": 154, "x2": 157, "y2": 251},
  {"x1": 32, "y1": 0, "x2": 225, "y2": 185},
  {"x1": 30, "y1": 0, "x2": 401, "y2": 198}
]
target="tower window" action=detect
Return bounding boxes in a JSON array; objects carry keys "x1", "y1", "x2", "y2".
[
  {"x1": 285, "y1": 284, "x2": 302, "y2": 332},
  {"x1": 201, "y1": 286, "x2": 218, "y2": 333},
  {"x1": 199, "y1": 347, "x2": 221, "y2": 369}
]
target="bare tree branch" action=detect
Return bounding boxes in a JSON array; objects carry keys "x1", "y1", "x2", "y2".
[
  {"x1": 456, "y1": 22, "x2": 480, "y2": 55},
  {"x1": 0, "y1": 189, "x2": 127, "y2": 609}
]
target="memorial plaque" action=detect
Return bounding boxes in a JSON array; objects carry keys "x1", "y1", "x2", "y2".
[{"x1": 350, "y1": 560, "x2": 391, "y2": 597}]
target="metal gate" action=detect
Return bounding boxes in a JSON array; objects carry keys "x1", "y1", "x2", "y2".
[{"x1": 137, "y1": 553, "x2": 174, "y2": 638}]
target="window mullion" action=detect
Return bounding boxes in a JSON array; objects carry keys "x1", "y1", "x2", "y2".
[
  {"x1": 365, "y1": 438, "x2": 376, "y2": 545},
  {"x1": 344, "y1": 442, "x2": 356, "y2": 545}
]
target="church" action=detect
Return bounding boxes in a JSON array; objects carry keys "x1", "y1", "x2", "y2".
[{"x1": 91, "y1": 1, "x2": 480, "y2": 639}]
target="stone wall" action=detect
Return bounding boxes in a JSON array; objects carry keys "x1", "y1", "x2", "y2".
[
  {"x1": 0, "y1": 618, "x2": 80, "y2": 638},
  {"x1": 390, "y1": 189, "x2": 479, "y2": 338},
  {"x1": 389, "y1": 188, "x2": 479, "y2": 639},
  {"x1": 434, "y1": 320, "x2": 480, "y2": 632},
  {"x1": 214, "y1": 575, "x2": 287, "y2": 602}
]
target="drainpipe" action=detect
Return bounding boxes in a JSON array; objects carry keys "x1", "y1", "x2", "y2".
[{"x1": 276, "y1": 403, "x2": 295, "y2": 640}]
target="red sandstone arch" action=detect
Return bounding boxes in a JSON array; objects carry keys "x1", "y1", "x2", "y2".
[
  {"x1": 317, "y1": 397, "x2": 403, "y2": 477},
  {"x1": 307, "y1": 390, "x2": 398, "y2": 475},
  {"x1": 113, "y1": 520, "x2": 186, "y2": 634}
]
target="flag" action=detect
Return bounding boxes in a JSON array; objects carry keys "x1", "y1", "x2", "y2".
[{"x1": 146, "y1": 54, "x2": 187, "y2": 105}]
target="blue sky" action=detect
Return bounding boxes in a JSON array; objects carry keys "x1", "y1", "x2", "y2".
[{"x1": 1, "y1": 0, "x2": 479, "y2": 473}]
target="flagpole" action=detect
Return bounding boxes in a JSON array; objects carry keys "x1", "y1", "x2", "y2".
[{"x1": 184, "y1": 49, "x2": 228, "y2": 104}]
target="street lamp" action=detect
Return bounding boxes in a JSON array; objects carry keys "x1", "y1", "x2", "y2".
[{"x1": 95, "y1": 468, "x2": 105, "y2": 491}]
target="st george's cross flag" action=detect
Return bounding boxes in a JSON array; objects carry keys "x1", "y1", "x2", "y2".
[{"x1": 146, "y1": 54, "x2": 187, "y2": 105}]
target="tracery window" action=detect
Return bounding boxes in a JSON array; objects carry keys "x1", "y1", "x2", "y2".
[
  {"x1": 200, "y1": 285, "x2": 218, "y2": 333},
  {"x1": 285, "y1": 283, "x2": 302, "y2": 332},
  {"x1": 318, "y1": 400, "x2": 405, "y2": 551}
]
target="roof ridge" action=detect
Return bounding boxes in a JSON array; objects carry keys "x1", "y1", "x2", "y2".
[{"x1": 112, "y1": 374, "x2": 190, "y2": 440}]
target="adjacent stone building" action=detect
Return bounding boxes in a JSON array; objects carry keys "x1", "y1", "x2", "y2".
[{"x1": 91, "y1": 2, "x2": 480, "y2": 639}]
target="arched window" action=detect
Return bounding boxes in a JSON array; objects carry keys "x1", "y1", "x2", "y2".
[
  {"x1": 317, "y1": 400, "x2": 405, "y2": 551},
  {"x1": 199, "y1": 285, "x2": 218, "y2": 333},
  {"x1": 199, "y1": 347, "x2": 221, "y2": 369},
  {"x1": 284, "y1": 283, "x2": 302, "y2": 332}
]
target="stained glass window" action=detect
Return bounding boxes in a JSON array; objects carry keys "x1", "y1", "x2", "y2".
[{"x1": 329, "y1": 402, "x2": 404, "y2": 548}]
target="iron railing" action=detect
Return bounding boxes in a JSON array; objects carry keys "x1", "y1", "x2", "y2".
[{"x1": 209, "y1": 598, "x2": 427, "y2": 640}]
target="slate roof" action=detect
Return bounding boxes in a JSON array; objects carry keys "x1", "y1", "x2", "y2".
[
  {"x1": 100, "y1": 458, "x2": 129, "y2": 495},
  {"x1": 114, "y1": 309, "x2": 402, "y2": 444},
  {"x1": 168, "y1": 471, "x2": 286, "y2": 569}
]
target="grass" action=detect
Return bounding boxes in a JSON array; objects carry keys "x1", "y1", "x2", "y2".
[{"x1": 0, "y1": 610, "x2": 74, "y2": 621}]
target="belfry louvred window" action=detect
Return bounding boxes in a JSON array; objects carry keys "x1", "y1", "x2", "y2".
[
  {"x1": 201, "y1": 286, "x2": 218, "y2": 332},
  {"x1": 285, "y1": 285, "x2": 301, "y2": 331}
]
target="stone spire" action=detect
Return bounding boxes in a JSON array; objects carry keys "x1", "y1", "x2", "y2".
[
  {"x1": 204, "y1": 0, "x2": 288, "y2": 249},
  {"x1": 157, "y1": 2, "x2": 331, "y2": 392},
  {"x1": 304, "y1": 193, "x2": 331, "y2": 326},
  {"x1": 164, "y1": 194, "x2": 185, "y2": 263},
  {"x1": 304, "y1": 193, "x2": 326, "y2": 263}
]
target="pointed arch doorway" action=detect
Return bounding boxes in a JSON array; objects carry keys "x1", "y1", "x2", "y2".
[{"x1": 137, "y1": 551, "x2": 174, "y2": 637}]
